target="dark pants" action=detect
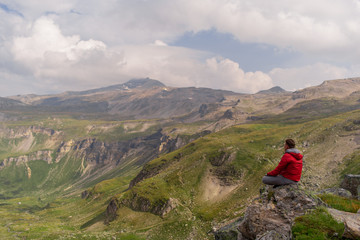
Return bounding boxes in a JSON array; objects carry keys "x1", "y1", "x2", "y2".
[{"x1": 262, "y1": 175, "x2": 297, "y2": 186}]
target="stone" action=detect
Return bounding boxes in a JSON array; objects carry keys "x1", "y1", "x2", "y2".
[
  {"x1": 213, "y1": 218, "x2": 243, "y2": 240},
  {"x1": 340, "y1": 174, "x2": 360, "y2": 197},
  {"x1": 255, "y1": 230, "x2": 288, "y2": 240},
  {"x1": 320, "y1": 187, "x2": 353, "y2": 198},
  {"x1": 328, "y1": 208, "x2": 360, "y2": 240},
  {"x1": 81, "y1": 190, "x2": 90, "y2": 199},
  {"x1": 237, "y1": 185, "x2": 324, "y2": 239}
]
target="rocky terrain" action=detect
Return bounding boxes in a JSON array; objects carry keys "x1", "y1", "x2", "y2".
[{"x1": 1, "y1": 77, "x2": 360, "y2": 239}]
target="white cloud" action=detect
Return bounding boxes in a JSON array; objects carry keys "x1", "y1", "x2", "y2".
[
  {"x1": 6, "y1": 16, "x2": 272, "y2": 95},
  {"x1": 3, "y1": 0, "x2": 360, "y2": 57},
  {"x1": 12, "y1": 17, "x2": 106, "y2": 63},
  {"x1": 269, "y1": 63, "x2": 360, "y2": 91},
  {"x1": 2, "y1": 1, "x2": 360, "y2": 96}
]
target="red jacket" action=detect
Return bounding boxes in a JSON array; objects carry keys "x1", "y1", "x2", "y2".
[{"x1": 267, "y1": 149, "x2": 303, "y2": 181}]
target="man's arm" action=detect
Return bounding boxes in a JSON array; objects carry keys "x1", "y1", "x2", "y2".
[{"x1": 266, "y1": 154, "x2": 289, "y2": 176}]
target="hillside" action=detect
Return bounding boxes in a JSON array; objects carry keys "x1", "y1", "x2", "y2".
[
  {"x1": 93, "y1": 110, "x2": 360, "y2": 239},
  {"x1": 0, "y1": 77, "x2": 360, "y2": 239}
]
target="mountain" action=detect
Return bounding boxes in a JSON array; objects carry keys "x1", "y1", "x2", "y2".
[
  {"x1": 0, "y1": 97, "x2": 25, "y2": 108},
  {"x1": 1, "y1": 77, "x2": 360, "y2": 239},
  {"x1": 256, "y1": 86, "x2": 288, "y2": 94},
  {"x1": 8, "y1": 78, "x2": 241, "y2": 120}
]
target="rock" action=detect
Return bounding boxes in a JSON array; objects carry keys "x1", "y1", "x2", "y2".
[
  {"x1": 214, "y1": 229, "x2": 238, "y2": 240},
  {"x1": 105, "y1": 198, "x2": 120, "y2": 224},
  {"x1": 213, "y1": 218, "x2": 243, "y2": 240},
  {"x1": 221, "y1": 110, "x2": 234, "y2": 120},
  {"x1": 255, "y1": 230, "x2": 288, "y2": 240},
  {"x1": 237, "y1": 185, "x2": 324, "y2": 240},
  {"x1": 158, "y1": 198, "x2": 179, "y2": 216},
  {"x1": 320, "y1": 187, "x2": 353, "y2": 198},
  {"x1": 340, "y1": 174, "x2": 360, "y2": 197},
  {"x1": 328, "y1": 208, "x2": 360, "y2": 240},
  {"x1": 108, "y1": 194, "x2": 179, "y2": 221},
  {"x1": 209, "y1": 151, "x2": 230, "y2": 167},
  {"x1": 199, "y1": 104, "x2": 208, "y2": 117},
  {"x1": 81, "y1": 190, "x2": 90, "y2": 199}
]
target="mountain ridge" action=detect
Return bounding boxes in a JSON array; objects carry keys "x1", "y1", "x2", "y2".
[{"x1": 1, "y1": 76, "x2": 360, "y2": 239}]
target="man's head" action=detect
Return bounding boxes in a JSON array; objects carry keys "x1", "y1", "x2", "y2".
[{"x1": 285, "y1": 138, "x2": 296, "y2": 149}]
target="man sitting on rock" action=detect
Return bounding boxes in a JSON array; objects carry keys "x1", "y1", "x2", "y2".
[{"x1": 262, "y1": 139, "x2": 303, "y2": 187}]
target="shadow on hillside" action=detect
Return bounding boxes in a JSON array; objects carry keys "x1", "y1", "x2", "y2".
[{"x1": 80, "y1": 212, "x2": 106, "y2": 229}]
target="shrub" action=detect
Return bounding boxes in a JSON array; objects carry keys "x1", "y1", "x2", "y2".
[{"x1": 292, "y1": 207, "x2": 344, "y2": 240}]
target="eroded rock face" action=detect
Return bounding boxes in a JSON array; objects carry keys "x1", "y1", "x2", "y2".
[
  {"x1": 105, "y1": 198, "x2": 120, "y2": 224},
  {"x1": 105, "y1": 195, "x2": 178, "y2": 223},
  {"x1": 340, "y1": 174, "x2": 360, "y2": 197},
  {"x1": 120, "y1": 194, "x2": 179, "y2": 217},
  {"x1": 320, "y1": 187, "x2": 352, "y2": 198},
  {"x1": 237, "y1": 185, "x2": 324, "y2": 240}
]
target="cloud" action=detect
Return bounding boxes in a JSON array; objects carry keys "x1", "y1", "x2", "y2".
[
  {"x1": 2, "y1": 1, "x2": 360, "y2": 96},
  {"x1": 55, "y1": 0, "x2": 360, "y2": 59},
  {"x1": 3, "y1": 1, "x2": 360, "y2": 58},
  {"x1": 269, "y1": 63, "x2": 360, "y2": 91},
  {"x1": 6, "y1": 16, "x2": 272, "y2": 95}
]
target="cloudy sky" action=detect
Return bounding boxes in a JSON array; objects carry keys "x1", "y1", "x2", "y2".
[{"x1": 1, "y1": 0, "x2": 360, "y2": 96}]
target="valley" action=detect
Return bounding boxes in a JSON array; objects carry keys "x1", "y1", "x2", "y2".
[{"x1": 0, "y1": 77, "x2": 360, "y2": 239}]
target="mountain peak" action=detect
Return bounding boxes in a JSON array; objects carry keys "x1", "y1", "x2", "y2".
[
  {"x1": 256, "y1": 86, "x2": 287, "y2": 94},
  {"x1": 124, "y1": 78, "x2": 166, "y2": 89}
]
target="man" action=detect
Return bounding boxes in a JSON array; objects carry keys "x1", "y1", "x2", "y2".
[{"x1": 262, "y1": 139, "x2": 303, "y2": 186}]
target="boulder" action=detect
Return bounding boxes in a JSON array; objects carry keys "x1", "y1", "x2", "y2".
[
  {"x1": 340, "y1": 174, "x2": 360, "y2": 197},
  {"x1": 81, "y1": 190, "x2": 90, "y2": 199},
  {"x1": 237, "y1": 185, "x2": 324, "y2": 240},
  {"x1": 320, "y1": 187, "x2": 352, "y2": 198},
  {"x1": 213, "y1": 218, "x2": 243, "y2": 240},
  {"x1": 255, "y1": 230, "x2": 288, "y2": 240},
  {"x1": 328, "y1": 208, "x2": 360, "y2": 240}
]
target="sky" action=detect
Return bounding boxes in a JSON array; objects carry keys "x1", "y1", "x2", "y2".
[{"x1": 1, "y1": 0, "x2": 360, "y2": 96}]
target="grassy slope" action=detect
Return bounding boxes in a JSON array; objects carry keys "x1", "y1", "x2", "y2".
[
  {"x1": 96, "y1": 109, "x2": 360, "y2": 239},
  {"x1": 1, "y1": 109, "x2": 360, "y2": 239}
]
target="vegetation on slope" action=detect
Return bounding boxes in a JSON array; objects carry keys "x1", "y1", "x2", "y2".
[
  {"x1": 1, "y1": 106, "x2": 360, "y2": 239},
  {"x1": 292, "y1": 207, "x2": 345, "y2": 240},
  {"x1": 99, "y1": 110, "x2": 360, "y2": 239}
]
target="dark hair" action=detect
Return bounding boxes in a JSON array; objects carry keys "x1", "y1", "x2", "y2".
[{"x1": 285, "y1": 139, "x2": 296, "y2": 148}]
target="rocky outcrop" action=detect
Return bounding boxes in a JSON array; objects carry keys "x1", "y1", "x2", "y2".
[
  {"x1": 129, "y1": 152, "x2": 182, "y2": 188},
  {"x1": 221, "y1": 110, "x2": 234, "y2": 120},
  {"x1": 0, "y1": 150, "x2": 53, "y2": 168},
  {"x1": 121, "y1": 195, "x2": 178, "y2": 217},
  {"x1": 105, "y1": 195, "x2": 178, "y2": 223},
  {"x1": 199, "y1": 104, "x2": 209, "y2": 117},
  {"x1": 328, "y1": 208, "x2": 360, "y2": 240},
  {"x1": 320, "y1": 187, "x2": 353, "y2": 198},
  {"x1": 105, "y1": 198, "x2": 120, "y2": 223},
  {"x1": 0, "y1": 125, "x2": 59, "y2": 138},
  {"x1": 340, "y1": 174, "x2": 360, "y2": 198},
  {"x1": 215, "y1": 185, "x2": 324, "y2": 240}
]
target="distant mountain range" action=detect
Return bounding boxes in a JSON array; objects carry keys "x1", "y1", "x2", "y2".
[
  {"x1": 1, "y1": 76, "x2": 360, "y2": 239},
  {"x1": 3, "y1": 77, "x2": 360, "y2": 123}
]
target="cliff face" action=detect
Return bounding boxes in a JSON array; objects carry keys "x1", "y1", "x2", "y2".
[
  {"x1": 1, "y1": 150, "x2": 53, "y2": 168},
  {"x1": 0, "y1": 123, "x2": 204, "y2": 197}
]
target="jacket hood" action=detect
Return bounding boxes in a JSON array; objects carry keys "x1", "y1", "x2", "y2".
[{"x1": 285, "y1": 148, "x2": 303, "y2": 160}]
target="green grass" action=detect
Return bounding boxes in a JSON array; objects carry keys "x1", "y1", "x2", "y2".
[
  {"x1": 341, "y1": 150, "x2": 360, "y2": 176},
  {"x1": 319, "y1": 194, "x2": 360, "y2": 213},
  {"x1": 2, "y1": 108, "x2": 360, "y2": 239},
  {"x1": 292, "y1": 207, "x2": 344, "y2": 240}
]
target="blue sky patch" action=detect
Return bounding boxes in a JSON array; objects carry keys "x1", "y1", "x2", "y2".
[
  {"x1": 172, "y1": 29, "x2": 299, "y2": 72},
  {"x1": 0, "y1": 3, "x2": 23, "y2": 17}
]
